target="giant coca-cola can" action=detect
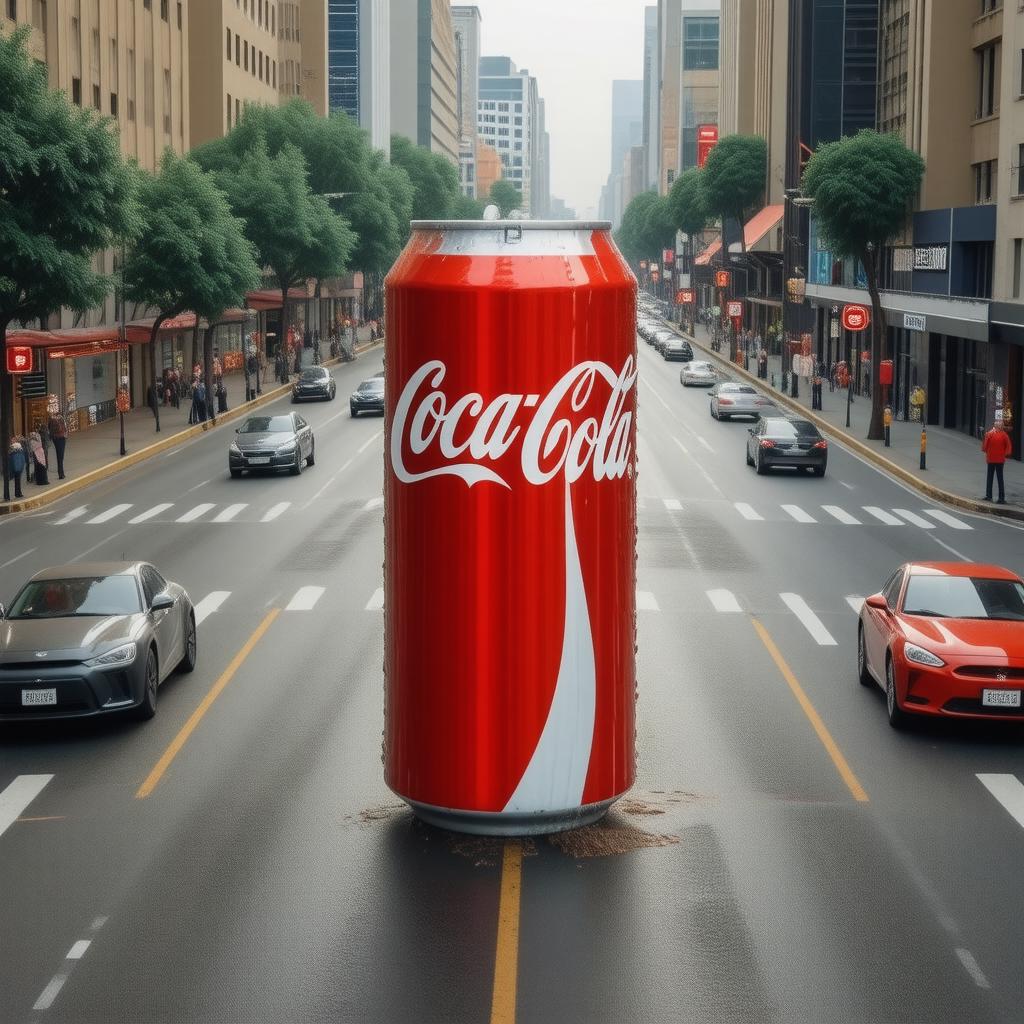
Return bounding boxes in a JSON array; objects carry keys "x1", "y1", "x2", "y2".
[{"x1": 384, "y1": 220, "x2": 637, "y2": 835}]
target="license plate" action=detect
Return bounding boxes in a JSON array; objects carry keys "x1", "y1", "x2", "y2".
[
  {"x1": 983, "y1": 689, "x2": 1022, "y2": 708},
  {"x1": 22, "y1": 688, "x2": 57, "y2": 706},
  {"x1": 247, "y1": 457, "x2": 271, "y2": 465}
]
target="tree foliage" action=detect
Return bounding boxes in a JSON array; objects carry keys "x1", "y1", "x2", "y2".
[
  {"x1": 667, "y1": 168, "x2": 708, "y2": 238},
  {"x1": 802, "y1": 130, "x2": 925, "y2": 439},
  {"x1": 390, "y1": 135, "x2": 461, "y2": 220},
  {"x1": 700, "y1": 134, "x2": 767, "y2": 249},
  {"x1": 0, "y1": 25, "x2": 139, "y2": 493},
  {"x1": 487, "y1": 179, "x2": 523, "y2": 217},
  {"x1": 452, "y1": 194, "x2": 486, "y2": 219},
  {"x1": 615, "y1": 192, "x2": 675, "y2": 266}
]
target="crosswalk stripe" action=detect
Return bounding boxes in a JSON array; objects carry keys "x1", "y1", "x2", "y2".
[
  {"x1": 54, "y1": 507, "x2": 87, "y2": 526},
  {"x1": 845, "y1": 595, "x2": 864, "y2": 614},
  {"x1": 0, "y1": 774, "x2": 53, "y2": 840},
  {"x1": 129, "y1": 503, "x2": 174, "y2": 524},
  {"x1": 923, "y1": 509, "x2": 973, "y2": 531},
  {"x1": 86, "y1": 504, "x2": 132, "y2": 525},
  {"x1": 365, "y1": 587, "x2": 385, "y2": 611},
  {"x1": 780, "y1": 593, "x2": 838, "y2": 646},
  {"x1": 697, "y1": 436, "x2": 714, "y2": 453},
  {"x1": 893, "y1": 508, "x2": 935, "y2": 530},
  {"x1": 863, "y1": 506, "x2": 904, "y2": 526},
  {"x1": 636, "y1": 590, "x2": 660, "y2": 611},
  {"x1": 286, "y1": 586, "x2": 325, "y2": 611},
  {"x1": 822, "y1": 505, "x2": 861, "y2": 525},
  {"x1": 663, "y1": 498, "x2": 682, "y2": 511},
  {"x1": 362, "y1": 496, "x2": 384, "y2": 511},
  {"x1": 977, "y1": 774, "x2": 1024, "y2": 830},
  {"x1": 212, "y1": 503, "x2": 248, "y2": 523},
  {"x1": 193, "y1": 591, "x2": 230, "y2": 625},
  {"x1": 176, "y1": 503, "x2": 215, "y2": 523},
  {"x1": 261, "y1": 502, "x2": 290, "y2": 522},
  {"x1": 706, "y1": 589, "x2": 742, "y2": 613},
  {"x1": 782, "y1": 504, "x2": 816, "y2": 524},
  {"x1": 734, "y1": 502, "x2": 764, "y2": 521}
]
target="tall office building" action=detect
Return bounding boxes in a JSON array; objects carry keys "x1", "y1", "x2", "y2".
[
  {"x1": 451, "y1": 5, "x2": 482, "y2": 196},
  {"x1": 611, "y1": 80, "x2": 643, "y2": 187},
  {"x1": 534, "y1": 95, "x2": 550, "y2": 218},
  {"x1": 325, "y1": 0, "x2": 391, "y2": 154},
  {"x1": 656, "y1": 0, "x2": 682, "y2": 193},
  {"x1": 390, "y1": 0, "x2": 459, "y2": 164},
  {"x1": 680, "y1": 10, "x2": 718, "y2": 171},
  {"x1": 642, "y1": 6, "x2": 659, "y2": 192}
]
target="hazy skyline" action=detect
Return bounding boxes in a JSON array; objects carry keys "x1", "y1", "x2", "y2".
[{"x1": 469, "y1": 0, "x2": 653, "y2": 218}]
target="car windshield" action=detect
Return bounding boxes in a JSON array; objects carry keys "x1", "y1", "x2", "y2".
[
  {"x1": 299, "y1": 369, "x2": 326, "y2": 381},
  {"x1": 690, "y1": 363, "x2": 712, "y2": 372},
  {"x1": 8, "y1": 576, "x2": 142, "y2": 618},
  {"x1": 359, "y1": 380, "x2": 385, "y2": 393},
  {"x1": 240, "y1": 415, "x2": 293, "y2": 433},
  {"x1": 763, "y1": 419, "x2": 820, "y2": 438},
  {"x1": 722, "y1": 385, "x2": 756, "y2": 394},
  {"x1": 902, "y1": 577, "x2": 1024, "y2": 620}
]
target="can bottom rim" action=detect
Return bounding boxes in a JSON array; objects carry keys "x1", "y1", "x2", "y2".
[{"x1": 404, "y1": 795, "x2": 624, "y2": 837}]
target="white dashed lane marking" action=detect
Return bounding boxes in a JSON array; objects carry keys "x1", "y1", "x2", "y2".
[
  {"x1": 923, "y1": 509, "x2": 972, "y2": 531},
  {"x1": 193, "y1": 591, "x2": 231, "y2": 626},
  {"x1": 87, "y1": 503, "x2": 132, "y2": 524},
  {"x1": 362, "y1": 496, "x2": 384, "y2": 511},
  {"x1": 779, "y1": 593, "x2": 838, "y2": 646},
  {"x1": 636, "y1": 590, "x2": 660, "y2": 612},
  {"x1": 0, "y1": 774, "x2": 53, "y2": 840},
  {"x1": 261, "y1": 502, "x2": 290, "y2": 522},
  {"x1": 822, "y1": 505, "x2": 861, "y2": 525},
  {"x1": 734, "y1": 502, "x2": 763, "y2": 521},
  {"x1": 365, "y1": 588, "x2": 385, "y2": 611},
  {"x1": 54, "y1": 507, "x2": 88, "y2": 525},
  {"x1": 129, "y1": 503, "x2": 174, "y2": 524},
  {"x1": 863, "y1": 506, "x2": 904, "y2": 526},
  {"x1": 706, "y1": 589, "x2": 742, "y2": 613},
  {"x1": 977, "y1": 774, "x2": 1024, "y2": 830},
  {"x1": 285, "y1": 586, "x2": 326, "y2": 611},
  {"x1": 663, "y1": 498, "x2": 682, "y2": 511},
  {"x1": 212, "y1": 503, "x2": 248, "y2": 523},
  {"x1": 894, "y1": 508, "x2": 935, "y2": 529},
  {"x1": 176, "y1": 503, "x2": 215, "y2": 523},
  {"x1": 782, "y1": 504, "x2": 816, "y2": 524},
  {"x1": 845, "y1": 595, "x2": 864, "y2": 614}
]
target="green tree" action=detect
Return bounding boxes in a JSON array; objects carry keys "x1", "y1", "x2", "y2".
[
  {"x1": 615, "y1": 191, "x2": 674, "y2": 267},
  {"x1": 124, "y1": 150, "x2": 261, "y2": 430},
  {"x1": 487, "y1": 179, "x2": 523, "y2": 217},
  {"x1": 390, "y1": 135, "x2": 460, "y2": 220},
  {"x1": 700, "y1": 134, "x2": 767, "y2": 252},
  {"x1": 452, "y1": 194, "x2": 486, "y2": 219},
  {"x1": 802, "y1": 130, "x2": 925, "y2": 440},
  {"x1": 642, "y1": 194, "x2": 677, "y2": 257},
  {"x1": 0, "y1": 26, "x2": 139, "y2": 498},
  {"x1": 668, "y1": 168, "x2": 708, "y2": 244}
]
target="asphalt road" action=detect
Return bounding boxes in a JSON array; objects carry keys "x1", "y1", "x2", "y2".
[{"x1": 1, "y1": 338, "x2": 1023, "y2": 1024}]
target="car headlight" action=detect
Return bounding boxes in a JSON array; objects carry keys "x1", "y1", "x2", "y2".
[
  {"x1": 276, "y1": 441, "x2": 297, "y2": 454},
  {"x1": 904, "y1": 643, "x2": 945, "y2": 668},
  {"x1": 229, "y1": 442, "x2": 240, "y2": 453},
  {"x1": 85, "y1": 642, "x2": 137, "y2": 668}
]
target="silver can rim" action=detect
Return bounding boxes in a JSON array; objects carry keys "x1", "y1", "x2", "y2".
[{"x1": 411, "y1": 219, "x2": 612, "y2": 232}]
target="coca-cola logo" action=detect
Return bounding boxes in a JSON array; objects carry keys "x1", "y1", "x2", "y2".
[{"x1": 391, "y1": 357, "x2": 637, "y2": 488}]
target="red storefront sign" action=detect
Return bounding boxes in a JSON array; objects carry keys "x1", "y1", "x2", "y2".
[
  {"x1": 841, "y1": 304, "x2": 870, "y2": 332},
  {"x1": 697, "y1": 125, "x2": 719, "y2": 169},
  {"x1": 715, "y1": 270, "x2": 731, "y2": 289},
  {"x1": 6, "y1": 346, "x2": 34, "y2": 373},
  {"x1": 676, "y1": 289, "x2": 695, "y2": 305},
  {"x1": 663, "y1": 249, "x2": 674, "y2": 266},
  {"x1": 726, "y1": 301, "x2": 743, "y2": 319}
]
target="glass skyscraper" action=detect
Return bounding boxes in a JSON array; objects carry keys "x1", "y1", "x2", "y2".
[{"x1": 328, "y1": 0, "x2": 360, "y2": 121}]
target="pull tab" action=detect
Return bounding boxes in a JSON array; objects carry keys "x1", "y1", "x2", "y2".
[{"x1": 504, "y1": 226, "x2": 523, "y2": 244}]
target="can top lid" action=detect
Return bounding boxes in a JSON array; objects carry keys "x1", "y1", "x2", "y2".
[{"x1": 411, "y1": 219, "x2": 612, "y2": 232}]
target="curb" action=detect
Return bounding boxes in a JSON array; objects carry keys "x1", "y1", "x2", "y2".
[
  {"x1": 0, "y1": 340, "x2": 384, "y2": 516},
  {"x1": 664, "y1": 320, "x2": 1024, "y2": 525}
]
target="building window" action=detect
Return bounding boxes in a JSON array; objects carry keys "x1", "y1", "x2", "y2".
[
  {"x1": 227, "y1": 93, "x2": 232, "y2": 128},
  {"x1": 981, "y1": 0, "x2": 1000, "y2": 12},
  {"x1": 160, "y1": 0, "x2": 167, "y2": 20},
  {"x1": 244, "y1": 40, "x2": 248, "y2": 71},
  {"x1": 32, "y1": 0, "x2": 45, "y2": 33},
  {"x1": 177, "y1": 2, "x2": 182, "y2": 29},
  {"x1": 72, "y1": 77, "x2": 81, "y2": 105},
  {"x1": 6, "y1": 0, "x2": 16, "y2": 19},
  {"x1": 127, "y1": 48, "x2": 135, "y2": 120},
  {"x1": 683, "y1": 15, "x2": 719, "y2": 71},
  {"x1": 271, "y1": 5, "x2": 275, "y2": 35},
  {"x1": 1014, "y1": 239, "x2": 1022, "y2": 299},
  {"x1": 1018, "y1": 143, "x2": 1024, "y2": 195},
  {"x1": 236, "y1": 97, "x2": 240, "y2": 122},
  {"x1": 226, "y1": 28, "x2": 231, "y2": 58},
  {"x1": 977, "y1": 43, "x2": 998, "y2": 118},
  {"x1": 975, "y1": 159, "x2": 996, "y2": 202},
  {"x1": 143, "y1": 0, "x2": 151, "y2": 8},
  {"x1": 92, "y1": 83, "x2": 100, "y2": 109},
  {"x1": 163, "y1": 68, "x2": 171, "y2": 134},
  {"x1": 272, "y1": 60, "x2": 276, "y2": 87},
  {"x1": 259, "y1": 51, "x2": 263, "y2": 80},
  {"x1": 235, "y1": 35, "x2": 240, "y2": 65},
  {"x1": 110, "y1": 89, "x2": 117, "y2": 115}
]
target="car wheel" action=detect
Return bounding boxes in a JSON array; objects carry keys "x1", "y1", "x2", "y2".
[
  {"x1": 710, "y1": 404, "x2": 717, "y2": 419},
  {"x1": 350, "y1": 405, "x2": 358, "y2": 418},
  {"x1": 230, "y1": 468, "x2": 242, "y2": 478},
  {"x1": 755, "y1": 449, "x2": 768, "y2": 475},
  {"x1": 812, "y1": 465, "x2": 826, "y2": 478},
  {"x1": 746, "y1": 446, "x2": 754, "y2": 467},
  {"x1": 290, "y1": 450, "x2": 302, "y2": 476},
  {"x1": 721, "y1": 414, "x2": 731, "y2": 422},
  {"x1": 886, "y1": 655, "x2": 909, "y2": 729},
  {"x1": 180, "y1": 612, "x2": 197, "y2": 673},
  {"x1": 307, "y1": 440, "x2": 315, "y2": 467},
  {"x1": 857, "y1": 625, "x2": 872, "y2": 687},
  {"x1": 133, "y1": 648, "x2": 159, "y2": 721}
]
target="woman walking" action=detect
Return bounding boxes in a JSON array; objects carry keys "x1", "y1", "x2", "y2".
[{"x1": 28, "y1": 431, "x2": 49, "y2": 485}]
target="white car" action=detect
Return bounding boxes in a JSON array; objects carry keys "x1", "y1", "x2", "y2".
[{"x1": 680, "y1": 361, "x2": 717, "y2": 387}]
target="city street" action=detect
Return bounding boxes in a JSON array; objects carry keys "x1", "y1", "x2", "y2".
[{"x1": 2, "y1": 340, "x2": 1024, "y2": 1024}]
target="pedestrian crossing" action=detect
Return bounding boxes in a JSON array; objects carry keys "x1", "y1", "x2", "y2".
[{"x1": 54, "y1": 501, "x2": 298, "y2": 527}]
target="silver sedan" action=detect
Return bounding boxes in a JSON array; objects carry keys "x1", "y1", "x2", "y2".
[
  {"x1": 709, "y1": 382, "x2": 777, "y2": 420},
  {"x1": 680, "y1": 361, "x2": 717, "y2": 387}
]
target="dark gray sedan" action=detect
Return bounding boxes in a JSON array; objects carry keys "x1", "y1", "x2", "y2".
[
  {"x1": 292, "y1": 366, "x2": 336, "y2": 402},
  {"x1": 746, "y1": 416, "x2": 828, "y2": 476},
  {"x1": 229, "y1": 412, "x2": 315, "y2": 477},
  {"x1": 350, "y1": 376, "x2": 385, "y2": 417},
  {"x1": 0, "y1": 563, "x2": 195, "y2": 721}
]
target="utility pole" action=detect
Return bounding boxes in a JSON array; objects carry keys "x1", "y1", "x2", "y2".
[{"x1": 783, "y1": 0, "x2": 806, "y2": 402}]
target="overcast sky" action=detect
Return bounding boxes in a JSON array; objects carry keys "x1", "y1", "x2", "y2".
[{"x1": 470, "y1": 0, "x2": 653, "y2": 218}]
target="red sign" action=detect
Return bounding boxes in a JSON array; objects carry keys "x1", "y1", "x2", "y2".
[
  {"x1": 6, "y1": 346, "x2": 33, "y2": 374},
  {"x1": 879, "y1": 359, "x2": 894, "y2": 386},
  {"x1": 676, "y1": 289, "x2": 695, "y2": 305},
  {"x1": 715, "y1": 270, "x2": 731, "y2": 289},
  {"x1": 697, "y1": 124, "x2": 719, "y2": 169},
  {"x1": 726, "y1": 301, "x2": 743, "y2": 319},
  {"x1": 663, "y1": 249, "x2": 674, "y2": 266},
  {"x1": 841, "y1": 304, "x2": 870, "y2": 332}
]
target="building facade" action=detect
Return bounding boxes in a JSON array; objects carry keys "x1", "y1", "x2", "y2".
[
  {"x1": 657, "y1": 0, "x2": 682, "y2": 193},
  {"x1": 642, "y1": 5, "x2": 659, "y2": 192},
  {"x1": 478, "y1": 56, "x2": 536, "y2": 212},
  {"x1": 680, "y1": 9, "x2": 719, "y2": 171},
  {"x1": 475, "y1": 139, "x2": 502, "y2": 200},
  {"x1": 451, "y1": 5, "x2": 481, "y2": 196},
  {"x1": 390, "y1": 0, "x2": 459, "y2": 165}
]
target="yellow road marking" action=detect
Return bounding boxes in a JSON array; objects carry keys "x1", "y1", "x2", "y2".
[
  {"x1": 490, "y1": 840, "x2": 523, "y2": 1024},
  {"x1": 751, "y1": 617, "x2": 869, "y2": 802},
  {"x1": 136, "y1": 608, "x2": 280, "y2": 799}
]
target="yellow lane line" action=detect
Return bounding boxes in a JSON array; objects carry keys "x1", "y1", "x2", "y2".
[
  {"x1": 751, "y1": 617, "x2": 869, "y2": 803},
  {"x1": 136, "y1": 608, "x2": 280, "y2": 799},
  {"x1": 490, "y1": 840, "x2": 523, "y2": 1024}
]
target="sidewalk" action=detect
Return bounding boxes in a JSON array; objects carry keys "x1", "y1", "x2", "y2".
[
  {"x1": 679, "y1": 322, "x2": 1024, "y2": 521},
  {"x1": 1, "y1": 342, "x2": 381, "y2": 514}
]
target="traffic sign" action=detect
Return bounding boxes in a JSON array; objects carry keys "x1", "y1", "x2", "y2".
[
  {"x1": 6, "y1": 346, "x2": 33, "y2": 374},
  {"x1": 726, "y1": 300, "x2": 743, "y2": 319},
  {"x1": 676, "y1": 288, "x2": 695, "y2": 305},
  {"x1": 841, "y1": 304, "x2": 870, "y2": 332},
  {"x1": 715, "y1": 270, "x2": 731, "y2": 289}
]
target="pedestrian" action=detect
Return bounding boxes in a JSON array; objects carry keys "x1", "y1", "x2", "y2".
[
  {"x1": 194, "y1": 379, "x2": 208, "y2": 423},
  {"x1": 7, "y1": 439, "x2": 26, "y2": 498},
  {"x1": 982, "y1": 420, "x2": 1013, "y2": 504},
  {"x1": 47, "y1": 409, "x2": 68, "y2": 480},
  {"x1": 35, "y1": 420, "x2": 50, "y2": 471},
  {"x1": 28, "y1": 431, "x2": 48, "y2": 485}
]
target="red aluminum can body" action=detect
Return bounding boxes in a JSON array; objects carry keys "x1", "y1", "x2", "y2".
[{"x1": 383, "y1": 221, "x2": 638, "y2": 835}]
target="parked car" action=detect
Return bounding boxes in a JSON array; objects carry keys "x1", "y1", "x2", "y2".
[
  {"x1": 662, "y1": 337, "x2": 695, "y2": 361},
  {"x1": 350, "y1": 376, "x2": 386, "y2": 418},
  {"x1": 680, "y1": 361, "x2": 717, "y2": 387},
  {"x1": 709, "y1": 382, "x2": 776, "y2": 420},
  {"x1": 292, "y1": 366, "x2": 336, "y2": 403},
  {"x1": 858, "y1": 562, "x2": 1024, "y2": 728},
  {"x1": 0, "y1": 562, "x2": 196, "y2": 721},
  {"x1": 229, "y1": 412, "x2": 315, "y2": 477},
  {"x1": 746, "y1": 416, "x2": 828, "y2": 476}
]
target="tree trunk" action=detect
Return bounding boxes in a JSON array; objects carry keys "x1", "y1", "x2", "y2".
[
  {"x1": 862, "y1": 246, "x2": 887, "y2": 441},
  {"x1": 1, "y1": 318, "x2": 12, "y2": 502},
  {"x1": 280, "y1": 285, "x2": 291, "y2": 384},
  {"x1": 148, "y1": 312, "x2": 170, "y2": 433},
  {"x1": 203, "y1": 322, "x2": 215, "y2": 427},
  {"x1": 189, "y1": 319, "x2": 200, "y2": 383}
]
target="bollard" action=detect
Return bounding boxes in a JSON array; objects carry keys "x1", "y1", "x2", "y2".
[
  {"x1": 884, "y1": 405, "x2": 892, "y2": 448},
  {"x1": 920, "y1": 425, "x2": 927, "y2": 470}
]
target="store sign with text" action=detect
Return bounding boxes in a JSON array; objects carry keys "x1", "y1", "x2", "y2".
[
  {"x1": 903, "y1": 313, "x2": 927, "y2": 332},
  {"x1": 841, "y1": 304, "x2": 870, "y2": 332},
  {"x1": 697, "y1": 124, "x2": 719, "y2": 169},
  {"x1": 676, "y1": 289, "x2": 695, "y2": 305},
  {"x1": 6, "y1": 346, "x2": 33, "y2": 374}
]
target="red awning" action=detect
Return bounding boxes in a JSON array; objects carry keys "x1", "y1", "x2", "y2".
[
  {"x1": 124, "y1": 312, "x2": 199, "y2": 344},
  {"x1": 245, "y1": 287, "x2": 309, "y2": 312},
  {"x1": 694, "y1": 204, "x2": 785, "y2": 265},
  {"x1": 6, "y1": 326, "x2": 122, "y2": 349}
]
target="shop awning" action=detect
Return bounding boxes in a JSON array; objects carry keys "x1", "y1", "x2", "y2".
[
  {"x1": 5, "y1": 325, "x2": 122, "y2": 349},
  {"x1": 124, "y1": 312, "x2": 198, "y2": 344},
  {"x1": 695, "y1": 204, "x2": 785, "y2": 265},
  {"x1": 245, "y1": 287, "x2": 309, "y2": 312}
]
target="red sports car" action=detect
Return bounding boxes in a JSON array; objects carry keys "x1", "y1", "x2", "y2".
[{"x1": 858, "y1": 562, "x2": 1024, "y2": 728}]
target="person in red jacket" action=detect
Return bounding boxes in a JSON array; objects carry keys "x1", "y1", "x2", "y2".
[{"x1": 982, "y1": 421, "x2": 1013, "y2": 504}]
